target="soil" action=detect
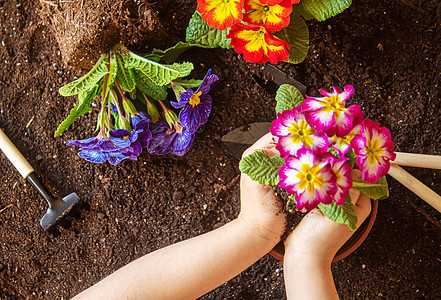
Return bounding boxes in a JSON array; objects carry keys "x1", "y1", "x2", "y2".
[{"x1": 1, "y1": 0, "x2": 441, "y2": 299}]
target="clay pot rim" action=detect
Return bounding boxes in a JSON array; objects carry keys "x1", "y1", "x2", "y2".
[{"x1": 269, "y1": 198, "x2": 379, "y2": 263}]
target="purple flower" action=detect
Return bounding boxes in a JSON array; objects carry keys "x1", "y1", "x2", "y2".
[
  {"x1": 66, "y1": 129, "x2": 132, "y2": 152},
  {"x1": 130, "y1": 112, "x2": 152, "y2": 149},
  {"x1": 171, "y1": 70, "x2": 218, "y2": 133},
  {"x1": 68, "y1": 113, "x2": 153, "y2": 165},
  {"x1": 78, "y1": 149, "x2": 138, "y2": 165},
  {"x1": 147, "y1": 121, "x2": 195, "y2": 156}
]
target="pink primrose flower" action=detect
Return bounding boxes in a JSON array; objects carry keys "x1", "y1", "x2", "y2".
[
  {"x1": 303, "y1": 85, "x2": 355, "y2": 138},
  {"x1": 328, "y1": 158, "x2": 353, "y2": 205},
  {"x1": 329, "y1": 123, "x2": 361, "y2": 156},
  {"x1": 351, "y1": 118, "x2": 396, "y2": 183},
  {"x1": 270, "y1": 108, "x2": 328, "y2": 158},
  {"x1": 278, "y1": 148, "x2": 338, "y2": 211}
]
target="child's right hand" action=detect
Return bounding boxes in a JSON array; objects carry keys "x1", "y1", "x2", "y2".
[{"x1": 284, "y1": 169, "x2": 372, "y2": 265}]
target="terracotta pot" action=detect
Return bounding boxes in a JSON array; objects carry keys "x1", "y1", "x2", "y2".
[{"x1": 269, "y1": 199, "x2": 379, "y2": 263}]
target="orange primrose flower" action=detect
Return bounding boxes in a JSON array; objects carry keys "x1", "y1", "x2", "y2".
[
  {"x1": 226, "y1": 23, "x2": 290, "y2": 64},
  {"x1": 243, "y1": 0, "x2": 293, "y2": 31},
  {"x1": 259, "y1": 0, "x2": 300, "y2": 5},
  {"x1": 197, "y1": 0, "x2": 244, "y2": 31}
]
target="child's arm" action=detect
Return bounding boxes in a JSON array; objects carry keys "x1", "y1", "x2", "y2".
[
  {"x1": 73, "y1": 133, "x2": 286, "y2": 300},
  {"x1": 283, "y1": 170, "x2": 372, "y2": 300}
]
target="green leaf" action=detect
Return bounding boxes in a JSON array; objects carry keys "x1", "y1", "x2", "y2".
[
  {"x1": 134, "y1": 70, "x2": 168, "y2": 101},
  {"x1": 286, "y1": 194, "x2": 298, "y2": 213},
  {"x1": 172, "y1": 78, "x2": 203, "y2": 89},
  {"x1": 318, "y1": 195, "x2": 358, "y2": 230},
  {"x1": 152, "y1": 42, "x2": 196, "y2": 64},
  {"x1": 344, "y1": 147, "x2": 357, "y2": 168},
  {"x1": 186, "y1": 11, "x2": 231, "y2": 49},
  {"x1": 352, "y1": 176, "x2": 389, "y2": 200},
  {"x1": 59, "y1": 54, "x2": 109, "y2": 96},
  {"x1": 54, "y1": 86, "x2": 99, "y2": 137},
  {"x1": 275, "y1": 84, "x2": 305, "y2": 113},
  {"x1": 239, "y1": 151, "x2": 285, "y2": 185},
  {"x1": 275, "y1": 14, "x2": 309, "y2": 64},
  {"x1": 116, "y1": 53, "x2": 135, "y2": 92},
  {"x1": 293, "y1": 2, "x2": 315, "y2": 20},
  {"x1": 126, "y1": 52, "x2": 194, "y2": 86},
  {"x1": 299, "y1": 0, "x2": 352, "y2": 22}
]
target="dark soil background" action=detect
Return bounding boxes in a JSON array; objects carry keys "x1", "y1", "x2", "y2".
[{"x1": 1, "y1": 0, "x2": 441, "y2": 299}]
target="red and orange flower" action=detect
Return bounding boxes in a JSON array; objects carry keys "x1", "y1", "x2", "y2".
[
  {"x1": 259, "y1": 0, "x2": 300, "y2": 5},
  {"x1": 197, "y1": 0, "x2": 244, "y2": 31},
  {"x1": 243, "y1": 0, "x2": 293, "y2": 31},
  {"x1": 227, "y1": 23, "x2": 290, "y2": 64}
]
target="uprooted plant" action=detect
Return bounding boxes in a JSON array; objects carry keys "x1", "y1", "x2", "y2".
[
  {"x1": 56, "y1": 44, "x2": 218, "y2": 164},
  {"x1": 240, "y1": 84, "x2": 396, "y2": 229}
]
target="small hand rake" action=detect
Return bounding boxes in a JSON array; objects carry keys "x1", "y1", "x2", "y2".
[{"x1": 0, "y1": 128, "x2": 80, "y2": 229}]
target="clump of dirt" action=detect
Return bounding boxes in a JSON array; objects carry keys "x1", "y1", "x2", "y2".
[{"x1": 40, "y1": 0, "x2": 166, "y2": 70}]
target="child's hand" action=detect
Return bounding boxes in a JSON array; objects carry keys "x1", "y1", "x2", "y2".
[
  {"x1": 238, "y1": 133, "x2": 287, "y2": 245},
  {"x1": 284, "y1": 169, "x2": 372, "y2": 265}
]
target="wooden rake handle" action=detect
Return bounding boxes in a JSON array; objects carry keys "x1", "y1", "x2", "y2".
[
  {"x1": 393, "y1": 152, "x2": 441, "y2": 170},
  {"x1": 388, "y1": 164, "x2": 441, "y2": 213}
]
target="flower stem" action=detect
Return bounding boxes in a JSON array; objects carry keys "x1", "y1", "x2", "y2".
[{"x1": 110, "y1": 89, "x2": 124, "y2": 120}]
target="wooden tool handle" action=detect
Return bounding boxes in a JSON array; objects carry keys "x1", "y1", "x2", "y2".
[
  {"x1": 393, "y1": 152, "x2": 441, "y2": 170},
  {"x1": 388, "y1": 164, "x2": 441, "y2": 213},
  {"x1": 0, "y1": 128, "x2": 34, "y2": 178}
]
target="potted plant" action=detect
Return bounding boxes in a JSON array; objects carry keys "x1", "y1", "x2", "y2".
[{"x1": 239, "y1": 83, "x2": 395, "y2": 261}]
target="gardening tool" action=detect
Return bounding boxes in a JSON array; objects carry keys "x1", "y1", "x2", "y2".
[
  {"x1": 0, "y1": 128, "x2": 80, "y2": 229},
  {"x1": 248, "y1": 64, "x2": 307, "y2": 95},
  {"x1": 221, "y1": 122, "x2": 441, "y2": 214}
]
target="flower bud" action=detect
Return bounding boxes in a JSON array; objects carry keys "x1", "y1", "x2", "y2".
[
  {"x1": 97, "y1": 110, "x2": 111, "y2": 131},
  {"x1": 118, "y1": 116, "x2": 132, "y2": 131},
  {"x1": 123, "y1": 97, "x2": 138, "y2": 117},
  {"x1": 147, "y1": 100, "x2": 160, "y2": 124},
  {"x1": 170, "y1": 81, "x2": 187, "y2": 102}
]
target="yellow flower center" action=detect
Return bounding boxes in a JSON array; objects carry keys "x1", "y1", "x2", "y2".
[
  {"x1": 287, "y1": 120, "x2": 316, "y2": 147},
  {"x1": 263, "y1": 4, "x2": 270, "y2": 11},
  {"x1": 123, "y1": 135, "x2": 130, "y2": 140},
  {"x1": 366, "y1": 137, "x2": 384, "y2": 165},
  {"x1": 322, "y1": 95, "x2": 346, "y2": 118},
  {"x1": 189, "y1": 92, "x2": 202, "y2": 108},
  {"x1": 297, "y1": 164, "x2": 324, "y2": 193}
]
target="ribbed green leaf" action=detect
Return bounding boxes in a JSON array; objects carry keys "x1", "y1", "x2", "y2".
[
  {"x1": 172, "y1": 78, "x2": 203, "y2": 89},
  {"x1": 126, "y1": 52, "x2": 194, "y2": 86},
  {"x1": 116, "y1": 53, "x2": 135, "y2": 92},
  {"x1": 352, "y1": 176, "x2": 389, "y2": 200},
  {"x1": 152, "y1": 41, "x2": 196, "y2": 64},
  {"x1": 54, "y1": 85, "x2": 99, "y2": 137},
  {"x1": 318, "y1": 195, "x2": 358, "y2": 230},
  {"x1": 275, "y1": 84, "x2": 304, "y2": 114},
  {"x1": 134, "y1": 70, "x2": 167, "y2": 101},
  {"x1": 186, "y1": 11, "x2": 231, "y2": 49},
  {"x1": 299, "y1": 0, "x2": 352, "y2": 21},
  {"x1": 275, "y1": 14, "x2": 309, "y2": 64},
  {"x1": 59, "y1": 54, "x2": 109, "y2": 96},
  {"x1": 239, "y1": 151, "x2": 285, "y2": 185}
]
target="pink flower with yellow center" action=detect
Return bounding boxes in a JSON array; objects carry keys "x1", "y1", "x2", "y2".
[
  {"x1": 226, "y1": 23, "x2": 289, "y2": 64},
  {"x1": 303, "y1": 85, "x2": 357, "y2": 138},
  {"x1": 243, "y1": 0, "x2": 292, "y2": 31},
  {"x1": 197, "y1": 0, "x2": 244, "y2": 31},
  {"x1": 270, "y1": 107, "x2": 328, "y2": 158},
  {"x1": 278, "y1": 148, "x2": 337, "y2": 211},
  {"x1": 328, "y1": 158, "x2": 353, "y2": 205},
  {"x1": 351, "y1": 118, "x2": 396, "y2": 183}
]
